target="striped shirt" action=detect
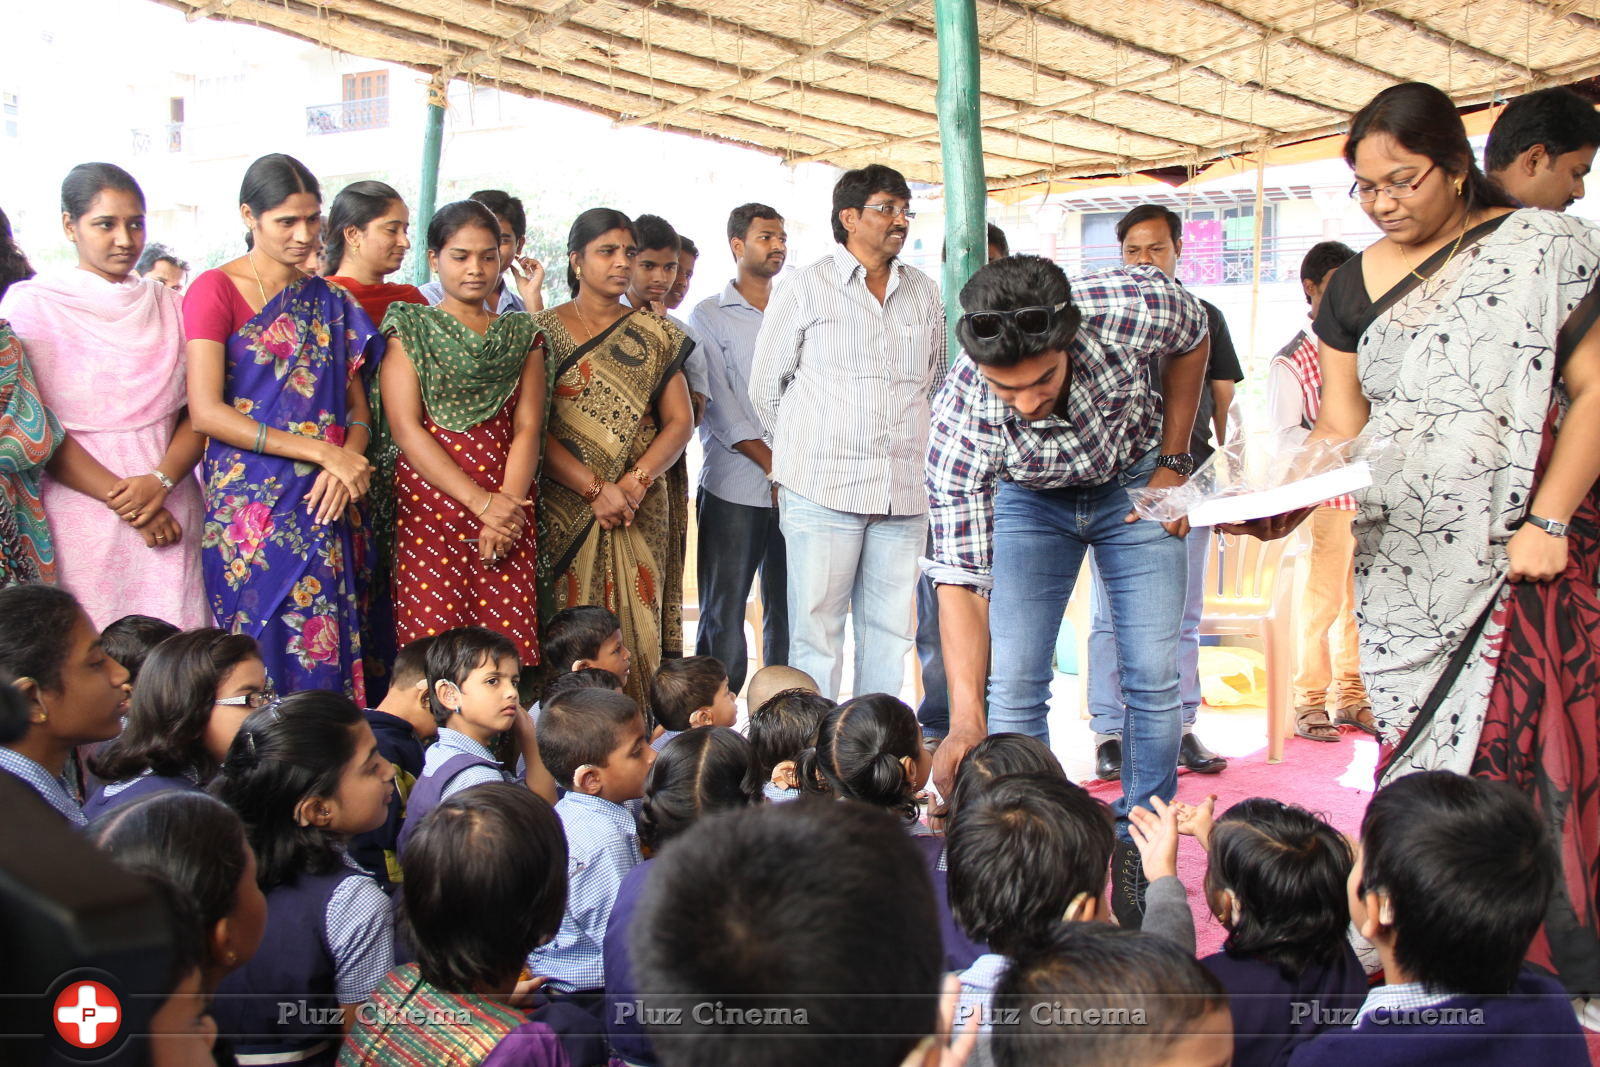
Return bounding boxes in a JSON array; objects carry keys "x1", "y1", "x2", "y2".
[
  {"x1": 1267, "y1": 329, "x2": 1357, "y2": 510},
  {"x1": 0, "y1": 745, "x2": 85, "y2": 826},
  {"x1": 424, "y1": 727, "x2": 512, "y2": 802},
  {"x1": 691, "y1": 281, "x2": 776, "y2": 509},
  {"x1": 924, "y1": 266, "x2": 1207, "y2": 594},
  {"x1": 326, "y1": 852, "x2": 397, "y2": 1004},
  {"x1": 750, "y1": 244, "x2": 947, "y2": 515},
  {"x1": 529, "y1": 791, "x2": 642, "y2": 992}
]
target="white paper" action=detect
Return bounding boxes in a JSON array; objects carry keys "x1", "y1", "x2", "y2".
[{"x1": 1186, "y1": 461, "x2": 1370, "y2": 528}]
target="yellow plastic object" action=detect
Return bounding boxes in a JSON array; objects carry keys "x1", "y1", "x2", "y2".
[{"x1": 1199, "y1": 531, "x2": 1304, "y2": 764}]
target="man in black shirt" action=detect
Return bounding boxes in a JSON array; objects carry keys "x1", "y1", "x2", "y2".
[{"x1": 1087, "y1": 205, "x2": 1242, "y2": 780}]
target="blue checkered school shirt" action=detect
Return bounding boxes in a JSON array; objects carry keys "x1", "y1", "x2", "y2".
[
  {"x1": 529, "y1": 791, "x2": 642, "y2": 992},
  {"x1": 923, "y1": 265, "x2": 1207, "y2": 594},
  {"x1": 0, "y1": 746, "x2": 85, "y2": 826}
]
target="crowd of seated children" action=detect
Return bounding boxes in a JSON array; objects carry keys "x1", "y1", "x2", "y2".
[
  {"x1": 946, "y1": 771, "x2": 1116, "y2": 1066},
  {"x1": 1127, "y1": 794, "x2": 1367, "y2": 1066},
  {"x1": 647, "y1": 655, "x2": 737, "y2": 750},
  {"x1": 400, "y1": 627, "x2": 555, "y2": 853},
  {"x1": 210, "y1": 691, "x2": 397, "y2": 1066},
  {"x1": 991, "y1": 922, "x2": 1233, "y2": 1067},
  {"x1": 744, "y1": 687, "x2": 833, "y2": 803},
  {"x1": 604, "y1": 726, "x2": 756, "y2": 1064},
  {"x1": 529, "y1": 687, "x2": 654, "y2": 1004},
  {"x1": 86, "y1": 628, "x2": 265, "y2": 819}
]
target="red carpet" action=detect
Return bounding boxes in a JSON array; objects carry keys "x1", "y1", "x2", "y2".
[{"x1": 1083, "y1": 733, "x2": 1379, "y2": 957}]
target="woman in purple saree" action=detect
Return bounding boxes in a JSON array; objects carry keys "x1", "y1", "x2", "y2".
[{"x1": 184, "y1": 154, "x2": 383, "y2": 702}]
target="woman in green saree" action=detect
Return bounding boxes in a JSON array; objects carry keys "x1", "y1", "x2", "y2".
[{"x1": 536, "y1": 208, "x2": 695, "y2": 709}]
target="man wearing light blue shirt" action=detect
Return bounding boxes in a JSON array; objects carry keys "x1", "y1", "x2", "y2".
[{"x1": 688, "y1": 204, "x2": 791, "y2": 693}]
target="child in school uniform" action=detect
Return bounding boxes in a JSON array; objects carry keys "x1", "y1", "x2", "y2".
[
  {"x1": 0, "y1": 584, "x2": 130, "y2": 826},
  {"x1": 1290, "y1": 771, "x2": 1587, "y2": 1066},
  {"x1": 648, "y1": 655, "x2": 736, "y2": 751},
  {"x1": 350, "y1": 636, "x2": 436, "y2": 889},
  {"x1": 604, "y1": 727, "x2": 755, "y2": 1065},
  {"x1": 85, "y1": 628, "x2": 266, "y2": 819},
  {"x1": 947, "y1": 771, "x2": 1115, "y2": 1067},
  {"x1": 799, "y1": 693, "x2": 931, "y2": 829},
  {"x1": 744, "y1": 687, "x2": 834, "y2": 803},
  {"x1": 991, "y1": 922, "x2": 1233, "y2": 1067},
  {"x1": 542, "y1": 605, "x2": 632, "y2": 690},
  {"x1": 528, "y1": 687, "x2": 656, "y2": 1003},
  {"x1": 339, "y1": 783, "x2": 577, "y2": 1067},
  {"x1": 1128, "y1": 795, "x2": 1367, "y2": 1067},
  {"x1": 399, "y1": 627, "x2": 557, "y2": 854},
  {"x1": 210, "y1": 691, "x2": 398, "y2": 1066}
]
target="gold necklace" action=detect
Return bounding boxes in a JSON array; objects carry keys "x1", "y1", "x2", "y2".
[
  {"x1": 1398, "y1": 210, "x2": 1471, "y2": 285},
  {"x1": 571, "y1": 299, "x2": 599, "y2": 343},
  {"x1": 246, "y1": 250, "x2": 270, "y2": 307}
]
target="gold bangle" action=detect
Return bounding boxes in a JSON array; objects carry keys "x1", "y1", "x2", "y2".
[
  {"x1": 628, "y1": 466, "x2": 655, "y2": 491},
  {"x1": 475, "y1": 493, "x2": 493, "y2": 518},
  {"x1": 582, "y1": 478, "x2": 605, "y2": 503}
]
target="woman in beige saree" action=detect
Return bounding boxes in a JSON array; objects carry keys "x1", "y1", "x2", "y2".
[{"x1": 536, "y1": 208, "x2": 694, "y2": 708}]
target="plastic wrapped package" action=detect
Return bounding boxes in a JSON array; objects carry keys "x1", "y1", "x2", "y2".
[{"x1": 1129, "y1": 431, "x2": 1390, "y2": 527}]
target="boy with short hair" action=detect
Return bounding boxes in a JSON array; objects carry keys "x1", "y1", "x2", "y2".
[
  {"x1": 530, "y1": 688, "x2": 656, "y2": 997},
  {"x1": 648, "y1": 655, "x2": 736, "y2": 750},
  {"x1": 745, "y1": 664, "x2": 819, "y2": 714},
  {"x1": 352, "y1": 635, "x2": 437, "y2": 887},
  {"x1": 542, "y1": 605, "x2": 631, "y2": 686},
  {"x1": 399, "y1": 628, "x2": 557, "y2": 854},
  {"x1": 1291, "y1": 770, "x2": 1585, "y2": 1065},
  {"x1": 947, "y1": 772, "x2": 1115, "y2": 1065},
  {"x1": 992, "y1": 922, "x2": 1232, "y2": 1067}
]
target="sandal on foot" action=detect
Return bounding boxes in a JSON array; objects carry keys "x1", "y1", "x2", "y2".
[
  {"x1": 1334, "y1": 704, "x2": 1381, "y2": 737},
  {"x1": 1294, "y1": 705, "x2": 1342, "y2": 743}
]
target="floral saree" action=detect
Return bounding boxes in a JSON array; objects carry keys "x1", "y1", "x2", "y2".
[
  {"x1": 201, "y1": 277, "x2": 384, "y2": 701},
  {"x1": 1350, "y1": 209, "x2": 1600, "y2": 994},
  {"x1": 535, "y1": 309, "x2": 690, "y2": 709}
]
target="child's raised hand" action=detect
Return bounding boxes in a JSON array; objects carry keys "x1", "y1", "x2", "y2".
[
  {"x1": 507, "y1": 973, "x2": 547, "y2": 1009},
  {"x1": 1175, "y1": 794, "x2": 1217, "y2": 850},
  {"x1": 1128, "y1": 795, "x2": 1180, "y2": 881}
]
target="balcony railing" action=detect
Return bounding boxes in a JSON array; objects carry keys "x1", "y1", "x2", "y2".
[
  {"x1": 130, "y1": 123, "x2": 184, "y2": 155},
  {"x1": 305, "y1": 97, "x2": 389, "y2": 135}
]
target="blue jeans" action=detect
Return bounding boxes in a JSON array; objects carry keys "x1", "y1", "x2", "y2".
[
  {"x1": 987, "y1": 451, "x2": 1187, "y2": 832},
  {"x1": 694, "y1": 488, "x2": 789, "y2": 694},
  {"x1": 779, "y1": 487, "x2": 925, "y2": 702},
  {"x1": 915, "y1": 568, "x2": 950, "y2": 737},
  {"x1": 1087, "y1": 526, "x2": 1211, "y2": 737}
]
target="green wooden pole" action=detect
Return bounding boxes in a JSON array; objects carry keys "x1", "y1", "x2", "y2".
[
  {"x1": 413, "y1": 78, "x2": 446, "y2": 285},
  {"x1": 935, "y1": 0, "x2": 985, "y2": 359}
]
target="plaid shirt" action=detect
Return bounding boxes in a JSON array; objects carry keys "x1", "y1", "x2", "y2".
[
  {"x1": 1269, "y1": 329, "x2": 1357, "y2": 510},
  {"x1": 924, "y1": 266, "x2": 1207, "y2": 593}
]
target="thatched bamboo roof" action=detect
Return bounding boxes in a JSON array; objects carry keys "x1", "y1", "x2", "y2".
[{"x1": 150, "y1": 0, "x2": 1600, "y2": 187}]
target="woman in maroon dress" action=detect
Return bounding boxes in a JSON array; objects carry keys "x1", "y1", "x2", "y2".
[{"x1": 374, "y1": 200, "x2": 546, "y2": 661}]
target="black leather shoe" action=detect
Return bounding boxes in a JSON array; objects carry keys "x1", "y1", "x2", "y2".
[
  {"x1": 1112, "y1": 838, "x2": 1147, "y2": 930},
  {"x1": 1095, "y1": 738, "x2": 1122, "y2": 781},
  {"x1": 1179, "y1": 732, "x2": 1228, "y2": 774}
]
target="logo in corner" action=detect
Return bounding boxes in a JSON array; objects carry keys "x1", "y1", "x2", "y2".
[{"x1": 53, "y1": 980, "x2": 121, "y2": 1049}]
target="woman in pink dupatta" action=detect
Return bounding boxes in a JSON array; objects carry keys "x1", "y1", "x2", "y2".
[{"x1": 0, "y1": 164, "x2": 206, "y2": 628}]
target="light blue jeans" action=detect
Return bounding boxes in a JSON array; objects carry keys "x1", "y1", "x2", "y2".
[
  {"x1": 1087, "y1": 527, "x2": 1211, "y2": 737},
  {"x1": 778, "y1": 487, "x2": 926, "y2": 702},
  {"x1": 987, "y1": 450, "x2": 1187, "y2": 831}
]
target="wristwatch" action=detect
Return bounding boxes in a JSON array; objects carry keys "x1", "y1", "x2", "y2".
[
  {"x1": 1525, "y1": 513, "x2": 1569, "y2": 538},
  {"x1": 1155, "y1": 452, "x2": 1198, "y2": 478}
]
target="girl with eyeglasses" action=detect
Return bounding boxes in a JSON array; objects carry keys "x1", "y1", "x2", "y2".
[
  {"x1": 85, "y1": 627, "x2": 266, "y2": 819},
  {"x1": 1228, "y1": 80, "x2": 1600, "y2": 996}
]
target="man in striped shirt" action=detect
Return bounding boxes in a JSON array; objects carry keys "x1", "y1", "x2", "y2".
[
  {"x1": 749, "y1": 165, "x2": 947, "y2": 701},
  {"x1": 924, "y1": 254, "x2": 1209, "y2": 931}
]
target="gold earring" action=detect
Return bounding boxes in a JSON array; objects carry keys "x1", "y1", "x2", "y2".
[
  {"x1": 223, "y1": 950, "x2": 238, "y2": 966},
  {"x1": 576, "y1": 266, "x2": 583, "y2": 278},
  {"x1": 1454, "y1": 178, "x2": 1464, "y2": 196}
]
